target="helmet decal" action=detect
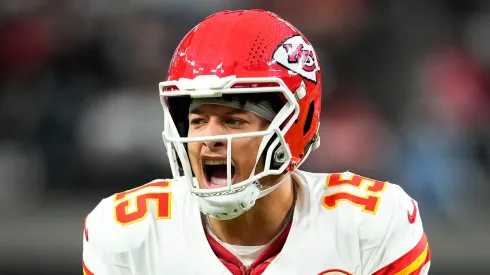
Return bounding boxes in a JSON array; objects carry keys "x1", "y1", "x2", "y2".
[{"x1": 273, "y1": 35, "x2": 320, "y2": 83}]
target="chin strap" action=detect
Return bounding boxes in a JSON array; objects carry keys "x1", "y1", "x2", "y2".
[
  {"x1": 196, "y1": 172, "x2": 294, "y2": 221},
  {"x1": 255, "y1": 174, "x2": 289, "y2": 199}
]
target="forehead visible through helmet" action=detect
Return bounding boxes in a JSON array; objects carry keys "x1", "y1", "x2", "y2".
[
  {"x1": 189, "y1": 96, "x2": 277, "y2": 122},
  {"x1": 168, "y1": 92, "x2": 285, "y2": 138}
]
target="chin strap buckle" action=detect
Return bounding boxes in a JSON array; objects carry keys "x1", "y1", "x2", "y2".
[{"x1": 253, "y1": 180, "x2": 264, "y2": 190}]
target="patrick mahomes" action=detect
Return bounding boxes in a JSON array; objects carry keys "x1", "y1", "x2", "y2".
[{"x1": 82, "y1": 9, "x2": 430, "y2": 275}]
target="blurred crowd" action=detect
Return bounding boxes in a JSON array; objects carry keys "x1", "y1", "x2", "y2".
[
  {"x1": 1, "y1": 0, "x2": 490, "y2": 273},
  {"x1": 2, "y1": 0, "x2": 490, "y2": 218}
]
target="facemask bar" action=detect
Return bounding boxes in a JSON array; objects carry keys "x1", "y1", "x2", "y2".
[
  {"x1": 164, "y1": 118, "x2": 195, "y2": 187},
  {"x1": 159, "y1": 76, "x2": 300, "y2": 196},
  {"x1": 162, "y1": 125, "x2": 287, "y2": 193},
  {"x1": 250, "y1": 98, "x2": 294, "y2": 177}
]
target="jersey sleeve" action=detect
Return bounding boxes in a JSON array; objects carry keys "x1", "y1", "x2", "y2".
[
  {"x1": 360, "y1": 184, "x2": 431, "y2": 275},
  {"x1": 82, "y1": 199, "x2": 134, "y2": 275},
  {"x1": 83, "y1": 238, "x2": 131, "y2": 275}
]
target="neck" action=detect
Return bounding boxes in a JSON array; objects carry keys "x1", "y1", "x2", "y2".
[{"x1": 206, "y1": 175, "x2": 296, "y2": 246}]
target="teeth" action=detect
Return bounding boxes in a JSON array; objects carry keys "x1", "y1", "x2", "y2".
[{"x1": 203, "y1": 160, "x2": 227, "y2": 165}]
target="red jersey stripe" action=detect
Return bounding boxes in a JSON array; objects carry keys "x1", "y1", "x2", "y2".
[
  {"x1": 82, "y1": 260, "x2": 95, "y2": 275},
  {"x1": 373, "y1": 233, "x2": 430, "y2": 275}
]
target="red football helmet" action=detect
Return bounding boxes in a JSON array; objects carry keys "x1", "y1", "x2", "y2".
[{"x1": 159, "y1": 10, "x2": 321, "y2": 219}]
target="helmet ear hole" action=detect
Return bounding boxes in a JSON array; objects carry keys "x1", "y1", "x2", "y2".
[
  {"x1": 267, "y1": 134, "x2": 287, "y2": 171},
  {"x1": 257, "y1": 132, "x2": 283, "y2": 171},
  {"x1": 271, "y1": 144, "x2": 287, "y2": 170}
]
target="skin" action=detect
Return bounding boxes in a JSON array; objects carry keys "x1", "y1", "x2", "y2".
[{"x1": 187, "y1": 103, "x2": 296, "y2": 246}]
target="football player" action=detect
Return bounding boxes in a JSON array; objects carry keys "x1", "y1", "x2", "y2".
[{"x1": 82, "y1": 9, "x2": 430, "y2": 275}]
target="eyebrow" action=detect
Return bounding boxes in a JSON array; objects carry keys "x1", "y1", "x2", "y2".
[{"x1": 225, "y1": 109, "x2": 248, "y2": 115}]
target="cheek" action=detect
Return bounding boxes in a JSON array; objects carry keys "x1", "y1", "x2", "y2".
[
  {"x1": 187, "y1": 142, "x2": 201, "y2": 168},
  {"x1": 233, "y1": 137, "x2": 263, "y2": 170}
]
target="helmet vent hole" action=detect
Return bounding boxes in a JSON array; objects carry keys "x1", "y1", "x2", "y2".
[
  {"x1": 303, "y1": 101, "x2": 315, "y2": 136},
  {"x1": 247, "y1": 33, "x2": 269, "y2": 65}
]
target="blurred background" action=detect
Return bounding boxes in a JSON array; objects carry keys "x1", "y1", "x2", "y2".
[{"x1": 0, "y1": 0, "x2": 489, "y2": 274}]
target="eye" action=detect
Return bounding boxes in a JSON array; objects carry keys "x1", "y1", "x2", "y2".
[
  {"x1": 225, "y1": 118, "x2": 245, "y2": 126},
  {"x1": 190, "y1": 118, "x2": 206, "y2": 125}
]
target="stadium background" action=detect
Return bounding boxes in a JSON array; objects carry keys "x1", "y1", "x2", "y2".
[{"x1": 1, "y1": 0, "x2": 489, "y2": 274}]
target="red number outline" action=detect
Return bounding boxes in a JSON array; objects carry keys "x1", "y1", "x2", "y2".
[
  {"x1": 113, "y1": 180, "x2": 172, "y2": 225},
  {"x1": 322, "y1": 173, "x2": 388, "y2": 214}
]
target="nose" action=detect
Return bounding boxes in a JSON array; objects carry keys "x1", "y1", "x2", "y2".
[{"x1": 201, "y1": 119, "x2": 227, "y2": 149}]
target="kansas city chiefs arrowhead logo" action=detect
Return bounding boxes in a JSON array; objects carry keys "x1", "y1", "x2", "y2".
[{"x1": 273, "y1": 35, "x2": 320, "y2": 83}]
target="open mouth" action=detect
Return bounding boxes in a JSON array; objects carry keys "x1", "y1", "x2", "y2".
[{"x1": 202, "y1": 160, "x2": 236, "y2": 188}]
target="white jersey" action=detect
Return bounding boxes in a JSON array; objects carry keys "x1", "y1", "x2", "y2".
[{"x1": 82, "y1": 171, "x2": 430, "y2": 275}]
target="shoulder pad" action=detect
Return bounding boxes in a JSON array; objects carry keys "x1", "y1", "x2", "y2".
[
  {"x1": 359, "y1": 182, "x2": 424, "y2": 249},
  {"x1": 85, "y1": 179, "x2": 173, "y2": 253},
  {"x1": 311, "y1": 171, "x2": 425, "y2": 259},
  {"x1": 321, "y1": 171, "x2": 389, "y2": 216}
]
